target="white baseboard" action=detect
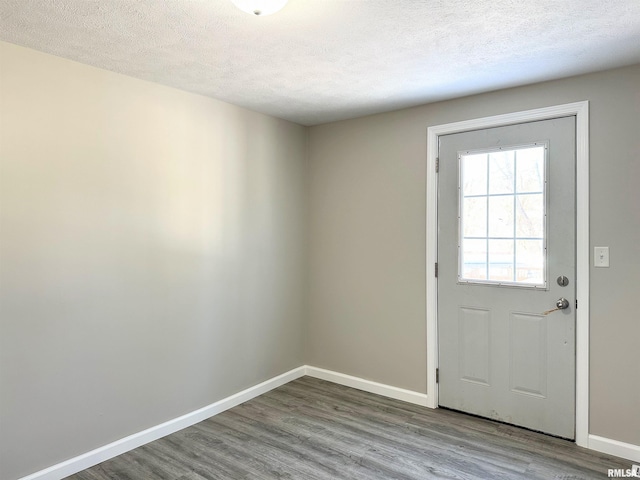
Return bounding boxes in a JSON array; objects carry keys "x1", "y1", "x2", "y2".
[
  {"x1": 589, "y1": 434, "x2": 640, "y2": 463},
  {"x1": 18, "y1": 364, "x2": 639, "y2": 480},
  {"x1": 305, "y1": 366, "x2": 429, "y2": 407},
  {"x1": 19, "y1": 366, "x2": 306, "y2": 480}
]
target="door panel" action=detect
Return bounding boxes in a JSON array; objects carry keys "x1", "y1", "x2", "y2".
[
  {"x1": 437, "y1": 117, "x2": 576, "y2": 439},
  {"x1": 459, "y1": 307, "x2": 491, "y2": 385},
  {"x1": 509, "y1": 312, "x2": 547, "y2": 397}
]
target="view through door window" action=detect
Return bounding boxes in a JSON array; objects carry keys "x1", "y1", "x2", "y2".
[{"x1": 458, "y1": 144, "x2": 547, "y2": 287}]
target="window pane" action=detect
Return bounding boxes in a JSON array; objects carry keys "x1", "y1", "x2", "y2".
[
  {"x1": 462, "y1": 153, "x2": 487, "y2": 196},
  {"x1": 488, "y1": 195, "x2": 514, "y2": 237},
  {"x1": 489, "y1": 151, "x2": 514, "y2": 194},
  {"x1": 516, "y1": 194, "x2": 544, "y2": 238},
  {"x1": 516, "y1": 147, "x2": 545, "y2": 193},
  {"x1": 458, "y1": 145, "x2": 546, "y2": 287},
  {"x1": 462, "y1": 239, "x2": 487, "y2": 280},
  {"x1": 489, "y1": 239, "x2": 514, "y2": 282},
  {"x1": 516, "y1": 239, "x2": 544, "y2": 284},
  {"x1": 463, "y1": 197, "x2": 487, "y2": 237}
]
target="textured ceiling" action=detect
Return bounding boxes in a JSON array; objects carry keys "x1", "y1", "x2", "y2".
[{"x1": 1, "y1": 0, "x2": 640, "y2": 125}]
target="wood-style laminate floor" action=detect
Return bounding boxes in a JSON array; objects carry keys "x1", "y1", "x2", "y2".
[{"x1": 68, "y1": 376, "x2": 630, "y2": 480}]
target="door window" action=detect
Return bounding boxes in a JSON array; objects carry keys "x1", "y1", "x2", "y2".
[{"x1": 458, "y1": 144, "x2": 547, "y2": 287}]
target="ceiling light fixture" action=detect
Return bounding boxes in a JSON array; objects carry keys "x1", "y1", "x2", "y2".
[{"x1": 230, "y1": 0, "x2": 288, "y2": 16}]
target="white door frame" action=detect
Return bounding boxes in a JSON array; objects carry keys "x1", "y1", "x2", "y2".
[{"x1": 426, "y1": 101, "x2": 589, "y2": 447}]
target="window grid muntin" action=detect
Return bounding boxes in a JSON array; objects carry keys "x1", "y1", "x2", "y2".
[{"x1": 458, "y1": 143, "x2": 548, "y2": 288}]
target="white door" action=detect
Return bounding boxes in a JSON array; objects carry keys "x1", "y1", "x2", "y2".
[{"x1": 437, "y1": 117, "x2": 576, "y2": 439}]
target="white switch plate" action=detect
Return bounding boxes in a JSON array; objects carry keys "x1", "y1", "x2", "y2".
[{"x1": 594, "y1": 246, "x2": 610, "y2": 267}]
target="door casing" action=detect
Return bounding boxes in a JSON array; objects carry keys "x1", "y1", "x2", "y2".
[{"x1": 425, "y1": 101, "x2": 590, "y2": 447}]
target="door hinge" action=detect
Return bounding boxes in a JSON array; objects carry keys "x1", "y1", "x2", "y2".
[
  {"x1": 435, "y1": 157, "x2": 439, "y2": 173},
  {"x1": 436, "y1": 368, "x2": 439, "y2": 384},
  {"x1": 575, "y1": 299, "x2": 578, "y2": 309},
  {"x1": 435, "y1": 262, "x2": 438, "y2": 277}
]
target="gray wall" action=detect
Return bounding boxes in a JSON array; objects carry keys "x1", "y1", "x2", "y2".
[
  {"x1": 308, "y1": 64, "x2": 640, "y2": 446},
  {"x1": 1, "y1": 39, "x2": 639, "y2": 480},
  {"x1": 0, "y1": 42, "x2": 307, "y2": 480}
]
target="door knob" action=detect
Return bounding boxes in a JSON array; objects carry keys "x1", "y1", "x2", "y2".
[{"x1": 543, "y1": 298, "x2": 571, "y2": 315}]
